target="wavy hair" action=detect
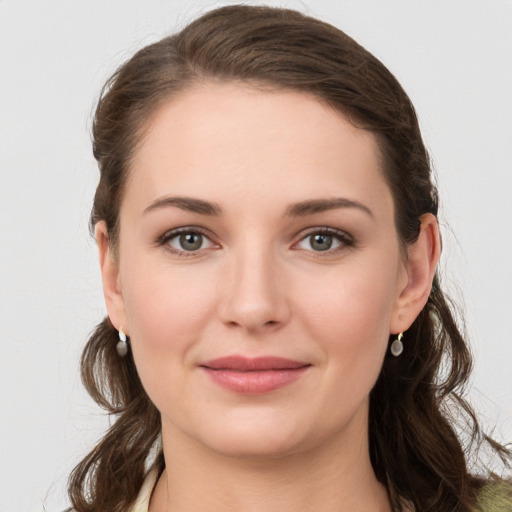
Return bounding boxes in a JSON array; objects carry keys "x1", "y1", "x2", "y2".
[{"x1": 68, "y1": 5, "x2": 510, "y2": 512}]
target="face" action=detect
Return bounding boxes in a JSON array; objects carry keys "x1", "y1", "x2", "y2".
[{"x1": 103, "y1": 83, "x2": 414, "y2": 459}]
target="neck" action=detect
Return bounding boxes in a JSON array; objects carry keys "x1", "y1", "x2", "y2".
[{"x1": 150, "y1": 419, "x2": 391, "y2": 512}]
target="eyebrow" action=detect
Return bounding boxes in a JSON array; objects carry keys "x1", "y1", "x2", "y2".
[
  {"x1": 143, "y1": 196, "x2": 222, "y2": 216},
  {"x1": 285, "y1": 198, "x2": 374, "y2": 219},
  {"x1": 143, "y1": 195, "x2": 373, "y2": 219}
]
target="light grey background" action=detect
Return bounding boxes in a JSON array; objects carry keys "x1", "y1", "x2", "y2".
[{"x1": 1, "y1": 1, "x2": 511, "y2": 510}]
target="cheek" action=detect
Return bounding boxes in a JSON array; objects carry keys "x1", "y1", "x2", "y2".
[
  {"x1": 289, "y1": 262, "x2": 399, "y2": 434},
  {"x1": 295, "y1": 257, "x2": 400, "y2": 371},
  {"x1": 119, "y1": 260, "x2": 217, "y2": 381},
  {"x1": 122, "y1": 249, "x2": 216, "y2": 327}
]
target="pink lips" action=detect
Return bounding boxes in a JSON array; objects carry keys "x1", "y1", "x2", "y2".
[{"x1": 200, "y1": 356, "x2": 311, "y2": 394}]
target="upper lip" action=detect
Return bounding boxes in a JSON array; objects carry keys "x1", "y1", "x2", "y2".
[{"x1": 200, "y1": 356, "x2": 310, "y2": 371}]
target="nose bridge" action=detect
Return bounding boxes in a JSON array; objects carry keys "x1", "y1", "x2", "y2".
[{"x1": 219, "y1": 235, "x2": 288, "y2": 331}]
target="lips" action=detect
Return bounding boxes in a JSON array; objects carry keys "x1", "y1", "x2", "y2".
[{"x1": 199, "y1": 356, "x2": 311, "y2": 394}]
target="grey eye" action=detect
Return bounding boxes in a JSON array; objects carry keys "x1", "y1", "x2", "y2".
[
  {"x1": 180, "y1": 233, "x2": 203, "y2": 251},
  {"x1": 296, "y1": 232, "x2": 344, "y2": 252},
  {"x1": 310, "y1": 234, "x2": 333, "y2": 251},
  {"x1": 169, "y1": 232, "x2": 211, "y2": 252}
]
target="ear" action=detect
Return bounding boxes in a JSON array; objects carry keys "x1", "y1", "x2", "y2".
[
  {"x1": 95, "y1": 221, "x2": 127, "y2": 333},
  {"x1": 390, "y1": 213, "x2": 441, "y2": 334}
]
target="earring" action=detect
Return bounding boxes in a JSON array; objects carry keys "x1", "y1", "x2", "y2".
[
  {"x1": 390, "y1": 332, "x2": 404, "y2": 357},
  {"x1": 117, "y1": 327, "x2": 128, "y2": 357}
]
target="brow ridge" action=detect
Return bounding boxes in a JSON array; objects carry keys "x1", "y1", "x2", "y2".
[
  {"x1": 143, "y1": 196, "x2": 222, "y2": 216},
  {"x1": 285, "y1": 197, "x2": 374, "y2": 218},
  {"x1": 144, "y1": 195, "x2": 372, "y2": 219}
]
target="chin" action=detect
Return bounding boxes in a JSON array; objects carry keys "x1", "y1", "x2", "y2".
[
  {"x1": 206, "y1": 433, "x2": 304, "y2": 461},
  {"x1": 194, "y1": 412, "x2": 313, "y2": 459}
]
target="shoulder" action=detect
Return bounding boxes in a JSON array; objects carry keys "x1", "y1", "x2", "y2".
[{"x1": 475, "y1": 480, "x2": 512, "y2": 511}]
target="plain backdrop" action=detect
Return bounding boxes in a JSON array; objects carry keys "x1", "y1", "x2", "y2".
[{"x1": 1, "y1": 1, "x2": 511, "y2": 510}]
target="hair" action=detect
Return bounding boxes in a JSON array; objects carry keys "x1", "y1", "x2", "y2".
[{"x1": 69, "y1": 5, "x2": 511, "y2": 512}]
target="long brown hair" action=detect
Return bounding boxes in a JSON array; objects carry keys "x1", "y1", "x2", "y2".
[{"x1": 69, "y1": 5, "x2": 510, "y2": 511}]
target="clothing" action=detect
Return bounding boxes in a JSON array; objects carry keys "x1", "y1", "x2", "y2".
[
  {"x1": 68, "y1": 473, "x2": 512, "y2": 511},
  {"x1": 129, "y1": 468, "x2": 159, "y2": 512},
  {"x1": 62, "y1": 471, "x2": 158, "y2": 512},
  {"x1": 475, "y1": 481, "x2": 512, "y2": 511}
]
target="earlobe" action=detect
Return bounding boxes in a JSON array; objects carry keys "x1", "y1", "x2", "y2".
[
  {"x1": 390, "y1": 213, "x2": 441, "y2": 334},
  {"x1": 95, "y1": 221, "x2": 126, "y2": 331}
]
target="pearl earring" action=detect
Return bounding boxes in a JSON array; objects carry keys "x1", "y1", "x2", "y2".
[
  {"x1": 117, "y1": 327, "x2": 128, "y2": 357},
  {"x1": 390, "y1": 332, "x2": 404, "y2": 357}
]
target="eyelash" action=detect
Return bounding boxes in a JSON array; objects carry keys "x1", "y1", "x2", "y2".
[
  {"x1": 157, "y1": 227, "x2": 217, "y2": 258},
  {"x1": 157, "y1": 226, "x2": 354, "y2": 257},
  {"x1": 294, "y1": 227, "x2": 354, "y2": 254}
]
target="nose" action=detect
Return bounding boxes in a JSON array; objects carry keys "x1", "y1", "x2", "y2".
[{"x1": 217, "y1": 242, "x2": 290, "y2": 334}]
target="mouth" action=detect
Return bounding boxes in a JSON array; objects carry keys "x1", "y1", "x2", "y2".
[{"x1": 199, "y1": 356, "x2": 311, "y2": 394}]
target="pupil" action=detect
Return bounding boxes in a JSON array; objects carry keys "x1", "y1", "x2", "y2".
[
  {"x1": 312, "y1": 234, "x2": 332, "y2": 251},
  {"x1": 180, "y1": 233, "x2": 202, "y2": 251}
]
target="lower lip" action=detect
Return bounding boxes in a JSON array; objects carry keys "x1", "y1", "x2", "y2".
[{"x1": 201, "y1": 367, "x2": 310, "y2": 394}]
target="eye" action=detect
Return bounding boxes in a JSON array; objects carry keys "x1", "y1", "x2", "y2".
[
  {"x1": 295, "y1": 229, "x2": 352, "y2": 253},
  {"x1": 161, "y1": 229, "x2": 216, "y2": 254}
]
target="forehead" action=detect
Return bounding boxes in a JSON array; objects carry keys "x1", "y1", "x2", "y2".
[{"x1": 125, "y1": 82, "x2": 393, "y2": 218}]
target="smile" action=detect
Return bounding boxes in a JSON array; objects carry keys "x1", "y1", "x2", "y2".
[{"x1": 199, "y1": 356, "x2": 311, "y2": 394}]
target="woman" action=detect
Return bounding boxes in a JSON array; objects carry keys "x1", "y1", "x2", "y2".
[{"x1": 68, "y1": 5, "x2": 511, "y2": 511}]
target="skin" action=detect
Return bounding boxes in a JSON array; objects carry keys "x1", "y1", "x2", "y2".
[{"x1": 97, "y1": 83, "x2": 440, "y2": 511}]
